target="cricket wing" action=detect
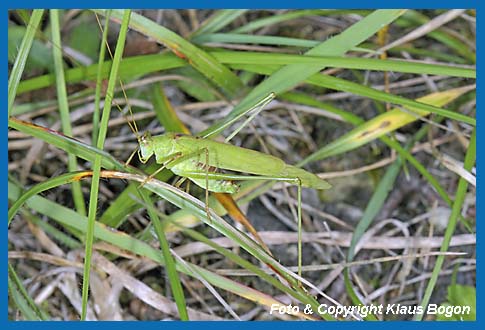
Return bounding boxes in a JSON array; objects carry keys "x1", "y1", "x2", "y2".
[
  {"x1": 178, "y1": 136, "x2": 288, "y2": 175},
  {"x1": 176, "y1": 136, "x2": 331, "y2": 189}
]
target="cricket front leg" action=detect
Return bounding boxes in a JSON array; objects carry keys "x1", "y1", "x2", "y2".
[{"x1": 139, "y1": 152, "x2": 183, "y2": 188}]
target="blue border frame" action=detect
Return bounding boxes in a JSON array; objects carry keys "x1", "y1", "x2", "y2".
[
  {"x1": 2, "y1": 1, "x2": 480, "y2": 9},
  {"x1": 4, "y1": 2, "x2": 479, "y2": 328}
]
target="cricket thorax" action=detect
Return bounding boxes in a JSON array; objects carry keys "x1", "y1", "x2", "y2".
[{"x1": 139, "y1": 132, "x2": 178, "y2": 164}]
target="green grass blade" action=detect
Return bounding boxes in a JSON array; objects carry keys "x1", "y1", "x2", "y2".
[
  {"x1": 211, "y1": 51, "x2": 475, "y2": 78},
  {"x1": 8, "y1": 9, "x2": 44, "y2": 117},
  {"x1": 174, "y1": 225, "x2": 331, "y2": 320},
  {"x1": 345, "y1": 159, "x2": 405, "y2": 250},
  {"x1": 94, "y1": 9, "x2": 243, "y2": 98},
  {"x1": 416, "y1": 128, "x2": 476, "y2": 320},
  {"x1": 92, "y1": 10, "x2": 111, "y2": 144},
  {"x1": 379, "y1": 136, "x2": 453, "y2": 207},
  {"x1": 50, "y1": 10, "x2": 86, "y2": 216},
  {"x1": 300, "y1": 86, "x2": 474, "y2": 164},
  {"x1": 8, "y1": 263, "x2": 49, "y2": 320},
  {"x1": 8, "y1": 171, "x2": 93, "y2": 225},
  {"x1": 7, "y1": 179, "x2": 320, "y2": 319},
  {"x1": 343, "y1": 157, "x2": 403, "y2": 320},
  {"x1": 230, "y1": 63, "x2": 476, "y2": 127},
  {"x1": 8, "y1": 117, "x2": 126, "y2": 171},
  {"x1": 191, "y1": 10, "x2": 248, "y2": 37},
  {"x1": 17, "y1": 46, "x2": 475, "y2": 98},
  {"x1": 17, "y1": 53, "x2": 184, "y2": 95},
  {"x1": 192, "y1": 33, "x2": 321, "y2": 48},
  {"x1": 231, "y1": 9, "x2": 369, "y2": 33},
  {"x1": 82, "y1": 9, "x2": 131, "y2": 320},
  {"x1": 201, "y1": 9, "x2": 406, "y2": 138},
  {"x1": 386, "y1": 44, "x2": 468, "y2": 64},
  {"x1": 307, "y1": 74, "x2": 475, "y2": 126},
  {"x1": 140, "y1": 191, "x2": 189, "y2": 320},
  {"x1": 279, "y1": 91, "x2": 364, "y2": 124},
  {"x1": 99, "y1": 183, "x2": 143, "y2": 227}
]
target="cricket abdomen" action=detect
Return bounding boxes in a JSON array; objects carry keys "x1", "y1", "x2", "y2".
[
  {"x1": 189, "y1": 177, "x2": 239, "y2": 194},
  {"x1": 169, "y1": 160, "x2": 240, "y2": 194}
]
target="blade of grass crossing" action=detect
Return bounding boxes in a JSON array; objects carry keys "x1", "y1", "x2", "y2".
[
  {"x1": 82, "y1": 10, "x2": 131, "y2": 320},
  {"x1": 211, "y1": 51, "x2": 475, "y2": 78},
  {"x1": 7, "y1": 179, "x2": 324, "y2": 320},
  {"x1": 94, "y1": 9, "x2": 243, "y2": 98},
  {"x1": 8, "y1": 9, "x2": 44, "y2": 117},
  {"x1": 140, "y1": 191, "x2": 189, "y2": 320},
  {"x1": 16, "y1": 52, "x2": 185, "y2": 95},
  {"x1": 190, "y1": 10, "x2": 248, "y2": 37},
  {"x1": 343, "y1": 130, "x2": 422, "y2": 320},
  {"x1": 415, "y1": 127, "x2": 476, "y2": 320},
  {"x1": 201, "y1": 9, "x2": 406, "y2": 138},
  {"x1": 346, "y1": 157, "x2": 403, "y2": 320},
  {"x1": 8, "y1": 263, "x2": 49, "y2": 320},
  {"x1": 92, "y1": 11, "x2": 111, "y2": 143},
  {"x1": 228, "y1": 63, "x2": 475, "y2": 130},
  {"x1": 299, "y1": 86, "x2": 475, "y2": 165},
  {"x1": 8, "y1": 117, "x2": 127, "y2": 172},
  {"x1": 230, "y1": 10, "x2": 368, "y2": 34},
  {"x1": 50, "y1": 10, "x2": 86, "y2": 216},
  {"x1": 8, "y1": 171, "x2": 93, "y2": 225}
]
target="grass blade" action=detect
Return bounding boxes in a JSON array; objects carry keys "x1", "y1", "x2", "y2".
[
  {"x1": 301, "y1": 85, "x2": 474, "y2": 164},
  {"x1": 211, "y1": 51, "x2": 475, "y2": 78},
  {"x1": 8, "y1": 117, "x2": 126, "y2": 171},
  {"x1": 50, "y1": 10, "x2": 86, "y2": 216},
  {"x1": 231, "y1": 9, "x2": 369, "y2": 33},
  {"x1": 7, "y1": 177, "x2": 324, "y2": 320},
  {"x1": 191, "y1": 10, "x2": 248, "y2": 37},
  {"x1": 229, "y1": 63, "x2": 476, "y2": 127},
  {"x1": 8, "y1": 263, "x2": 49, "y2": 320},
  {"x1": 82, "y1": 9, "x2": 131, "y2": 320},
  {"x1": 8, "y1": 9, "x2": 44, "y2": 117},
  {"x1": 94, "y1": 9, "x2": 243, "y2": 98},
  {"x1": 140, "y1": 191, "x2": 189, "y2": 320},
  {"x1": 92, "y1": 11, "x2": 111, "y2": 143},
  {"x1": 201, "y1": 9, "x2": 406, "y2": 138},
  {"x1": 416, "y1": 128, "x2": 476, "y2": 320}
]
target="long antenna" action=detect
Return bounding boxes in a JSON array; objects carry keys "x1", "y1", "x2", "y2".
[{"x1": 94, "y1": 13, "x2": 140, "y2": 140}]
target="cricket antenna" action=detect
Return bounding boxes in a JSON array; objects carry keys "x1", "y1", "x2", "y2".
[
  {"x1": 119, "y1": 79, "x2": 140, "y2": 139},
  {"x1": 94, "y1": 12, "x2": 140, "y2": 141},
  {"x1": 111, "y1": 91, "x2": 140, "y2": 140}
]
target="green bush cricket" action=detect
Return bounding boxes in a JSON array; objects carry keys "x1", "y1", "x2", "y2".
[{"x1": 127, "y1": 92, "x2": 331, "y2": 278}]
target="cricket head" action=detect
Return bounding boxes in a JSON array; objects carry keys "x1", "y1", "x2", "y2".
[{"x1": 138, "y1": 132, "x2": 154, "y2": 163}]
